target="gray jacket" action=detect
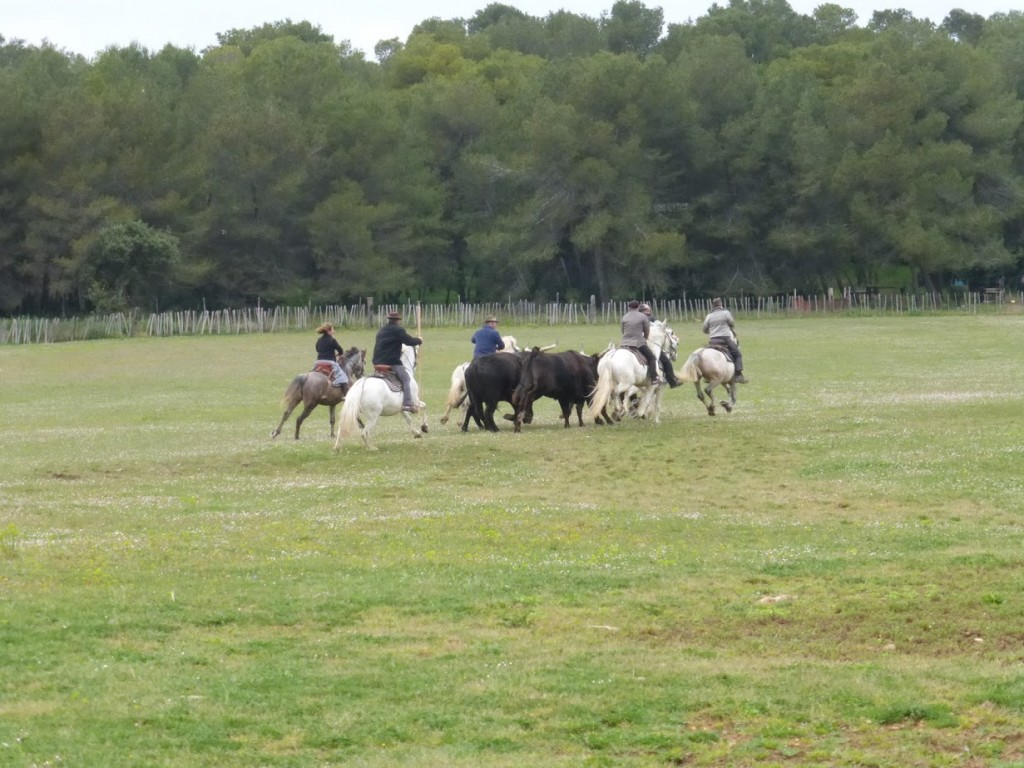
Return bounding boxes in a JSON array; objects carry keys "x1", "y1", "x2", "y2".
[
  {"x1": 620, "y1": 309, "x2": 650, "y2": 347},
  {"x1": 702, "y1": 307, "x2": 736, "y2": 341}
]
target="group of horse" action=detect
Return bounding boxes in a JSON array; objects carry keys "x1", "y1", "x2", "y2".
[{"x1": 271, "y1": 325, "x2": 742, "y2": 450}]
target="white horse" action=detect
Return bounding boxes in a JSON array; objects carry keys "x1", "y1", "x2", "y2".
[
  {"x1": 588, "y1": 320, "x2": 672, "y2": 423},
  {"x1": 333, "y1": 345, "x2": 428, "y2": 451},
  {"x1": 440, "y1": 336, "x2": 554, "y2": 426},
  {"x1": 679, "y1": 346, "x2": 737, "y2": 416}
]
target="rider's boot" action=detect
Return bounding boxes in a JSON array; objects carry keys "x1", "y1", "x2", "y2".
[
  {"x1": 401, "y1": 384, "x2": 419, "y2": 413},
  {"x1": 660, "y1": 354, "x2": 681, "y2": 388},
  {"x1": 336, "y1": 381, "x2": 349, "y2": 396},
  {"x1": 733, "y1": 371, "x2": 749, "y2": 384}
]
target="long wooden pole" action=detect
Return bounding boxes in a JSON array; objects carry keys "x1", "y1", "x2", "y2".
[{"x1": 415, "y1": 302, "x2": 423, "y2": 372}]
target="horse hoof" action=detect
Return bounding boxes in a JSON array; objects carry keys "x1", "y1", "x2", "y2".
[
  {"x1": 270, "y1": 431, "x2": 278, "y2": 439},
  {"x1": 421, "y1": 426, "x2": 429, "y2": 433}
]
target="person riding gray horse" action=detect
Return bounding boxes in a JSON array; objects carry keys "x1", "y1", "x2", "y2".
[
  {"x1": 702, "y1": 298, "x2": 748, "y2": 384},
  {"x1": 373, "y1": 311, "x2": 423, "y2": 412}
]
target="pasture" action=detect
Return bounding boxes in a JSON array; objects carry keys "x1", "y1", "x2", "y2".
[{"x1": 2, "y1": 316, "x2": 1023, "y2": 767}]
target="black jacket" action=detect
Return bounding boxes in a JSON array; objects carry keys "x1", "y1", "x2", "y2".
[{"x1": 372, "y1": 323, "x2": 422, "y2": 366}]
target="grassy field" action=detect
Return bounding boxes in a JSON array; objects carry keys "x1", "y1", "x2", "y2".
[{"x1": 2, "y1": 316, "x2": 1024, "y2": 767}]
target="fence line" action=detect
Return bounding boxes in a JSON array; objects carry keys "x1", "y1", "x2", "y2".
[{"x1": 2, "y1": 292, "x2": 1021, "y2": 344}]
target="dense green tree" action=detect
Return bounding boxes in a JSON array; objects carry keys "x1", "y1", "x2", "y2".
[
  {"x1": 79, "y1": 219, "x2": 180, "y2": 311},
  {"x1": 603, "y1": 1, "x2": 665, "y2": 56},
  {"x1": 5, "y1": 7, "x2": 1024, "y2": 315}
]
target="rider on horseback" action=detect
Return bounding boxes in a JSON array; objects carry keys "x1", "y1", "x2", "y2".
[
  {"x1": 702, "y1": 298, "x2": 748, "y2": 384},
  {"x1": 373, "y1": 311, "x2": 423, "y2": 412},
  {"x1": 315, "y1": 323, "x2": 350, "y2": 394},
  {"x1": 621, "y1": 300, "x2": 661, "y2": 385},
  {"x1": 639, "y1": 303, "x2": 680, "y2": 388}
]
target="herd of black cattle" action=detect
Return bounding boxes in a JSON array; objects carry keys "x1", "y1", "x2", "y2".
[{"x1": 458, "y1": 348, "x2": 609, "y2": 434}]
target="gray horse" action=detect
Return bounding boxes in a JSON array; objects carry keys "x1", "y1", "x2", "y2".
[
  {"x1": 679, "y1": 346, "x2": 737, "y2": 416},
  {"x1": 272, "y1": 347, "x2": 366, "y2": 439}
]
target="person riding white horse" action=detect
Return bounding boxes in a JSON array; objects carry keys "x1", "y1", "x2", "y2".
[
  {"x1": 620, "y1": 300, "x2": 660, "y2": 385},
  {"x1": 702, "y1": 297, "x2": 748, "y2": 384},
  {"x1": 334, "y1": 344, "x2": 428, "y2": 450},
  {"x1": 589, "y1": 317, "x2": 672, "y2": 423},
  {"x1": 373, "y1": 311, "x2": 423, "y2": 412},
  {"x1": 471, "y1": 315, "x2": 505, "y2": 357}
]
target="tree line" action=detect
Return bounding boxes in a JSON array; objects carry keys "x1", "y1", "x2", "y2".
[{"x1": 3, "y1": 0, "x2": 1024, "y2": 318}]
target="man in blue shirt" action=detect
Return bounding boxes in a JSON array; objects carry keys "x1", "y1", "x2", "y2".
[{"x1": 471, "y1": 316, "x2": 506, "y2": 357}]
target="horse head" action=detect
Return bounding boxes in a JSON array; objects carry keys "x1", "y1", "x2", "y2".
[
  {"x1": 344, "y1": 348, "x2": 366, "y2": 380},
  {"x1": 401, "y1": 344, "x2": 418, "y2": 371},
  {"x1": 648, "y1": 320, "x2": 670, "y2": 355}
]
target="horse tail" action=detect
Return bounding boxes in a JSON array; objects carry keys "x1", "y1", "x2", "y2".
[
  {"x1": 679, "y1": 350, "x2": 703, "y2": 383},
  {"x1": 281, "y1": 374, "x2": 305, "y2": 407},
  {"x1": 444, "y1": 364, "x2": 468, "y2": 411},
  {"x1": 588, "y1": 370, "x2": 614, "y2": 421},
  {"x1": 336, "y1": 378, "x2": 364, "y2": 444}
]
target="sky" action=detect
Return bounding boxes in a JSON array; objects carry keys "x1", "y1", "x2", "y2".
[{"x1": 3, "y1": 0, "x2": 1021, "y2": 61}]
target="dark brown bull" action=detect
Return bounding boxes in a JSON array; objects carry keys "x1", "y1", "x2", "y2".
[{"x1": 511, "y1": 348, "x2": 605, "y2": 433}]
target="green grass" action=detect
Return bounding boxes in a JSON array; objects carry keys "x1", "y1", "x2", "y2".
[{"x1": 3, "y1": 316, "x2": 1024, "y2": 766}]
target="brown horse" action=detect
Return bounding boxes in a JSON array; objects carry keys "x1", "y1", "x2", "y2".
[{"x1": 271, "y1": 347, "x2": 365, "y2": 439}]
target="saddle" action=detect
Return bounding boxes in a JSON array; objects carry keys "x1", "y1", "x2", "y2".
[
  {"x1": 371, "y1": 365, "x2": 403, "y2": 392},
  {"x1": 707, "y1": 342, "x2": 734, "y2": 363},
  {"x1": 312, "y1": 361, "x2": 342, "y2": 385}
]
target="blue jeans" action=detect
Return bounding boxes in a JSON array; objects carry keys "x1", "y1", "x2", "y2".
[{"x1": 318, "y1": 360, "x2": 348, "y2": 385}]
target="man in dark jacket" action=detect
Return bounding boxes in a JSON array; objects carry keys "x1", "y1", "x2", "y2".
[
  {"x1": 639, "y1": 303, "x2": 680, "y2": 388},
  {"x1": 373, "y1": 311, "x2": 424, "y2": 411}
]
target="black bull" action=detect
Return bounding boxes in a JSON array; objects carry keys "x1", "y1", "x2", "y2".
[
  {"x1": 461, "y1": 352, "x2": 533, "y2": 432},
  {"x1": 511, "y1": 348, "x2": 606, "y2": 433}
]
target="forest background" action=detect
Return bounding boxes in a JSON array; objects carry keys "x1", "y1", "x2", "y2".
[{"x1": 4, "y1": 0, "x2": 1024, "y2": 318}]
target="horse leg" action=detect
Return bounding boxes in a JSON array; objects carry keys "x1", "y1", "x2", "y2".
[
  {"x1": 327, "y1": 404, "x2": 337, "y2": 437},
  {"x1": 403, "y1": 402, "x2": 427, "y2": 438},
  {"x1": 294, "y1": 403, "x2": 318, "y2": 439},
  {"x1": 271, "y1": 399, "x2": 298, "y2": 438},
  {"x1": 360, "y1": 411, "x2": 381, "y2": 451},
  {"x1": 612, "y1": 385, "x2": 628, "y2": 421},
  {"x1": 694, "y1": 381, "x2": 713, "y2": 416},
  {"x1": 705, "y1": 383, "x2": 717, "y2": 416},
  {"x1": 721, "y1": 382, "x2": 736, "y2": 413}
]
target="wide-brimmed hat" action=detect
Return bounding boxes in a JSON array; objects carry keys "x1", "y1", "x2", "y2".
[
  {"x1": 485, "y1": 316, "x2": 498, "y2": 323},
  {"x1": 712, "y1": 297, "x2": 723, "y2": 308},
  {"x1": 639, "y1": 303, "x2": 651, "y2": 314},
  {"x1": 386, "y1": 311, "x2": 402, "y2": 320}
]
